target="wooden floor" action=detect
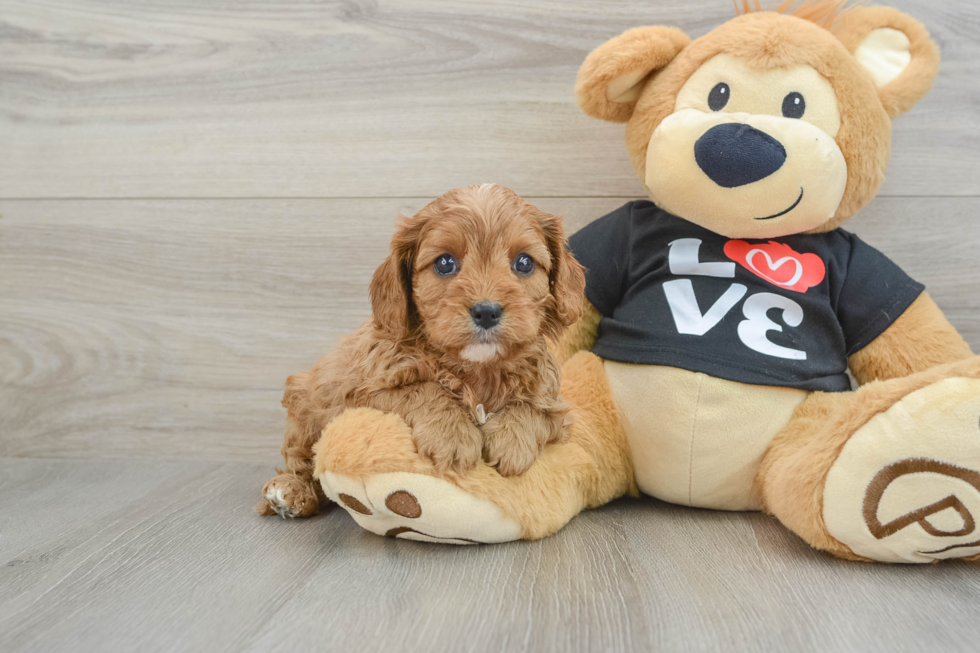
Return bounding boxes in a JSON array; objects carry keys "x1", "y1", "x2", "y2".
[{"x1": 1, "y1": 1, "x2": 979, "y2": 651}]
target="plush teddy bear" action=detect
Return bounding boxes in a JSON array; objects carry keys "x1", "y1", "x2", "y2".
[{"x1": 312, "y1": 2, "x2": 980, "y2": 563}]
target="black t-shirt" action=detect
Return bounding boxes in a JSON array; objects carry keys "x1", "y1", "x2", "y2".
[{"x1": 568, "y1": 201, "x2": 924, "y2": 392}]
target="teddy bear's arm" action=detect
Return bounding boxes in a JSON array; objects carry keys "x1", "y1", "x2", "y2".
[
  {"x1": 548, "y1": 300, "x2": 602, "y2": 365},
  {"x1": 848, "y1": 292, "x2": 973, "y2": 385}
]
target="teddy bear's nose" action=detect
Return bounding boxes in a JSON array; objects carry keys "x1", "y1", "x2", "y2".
[{"x1": 694, "y1": 123, "x2": 787, "y2": 188}]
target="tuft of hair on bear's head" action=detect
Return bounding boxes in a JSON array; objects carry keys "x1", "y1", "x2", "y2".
[{"x1": 733, "y1": 0, "x2": 854, "y2": 29}]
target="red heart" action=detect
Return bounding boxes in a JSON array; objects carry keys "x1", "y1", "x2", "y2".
[{"x1": 723, "y1": 240, "x2": 826, "y2": 293}]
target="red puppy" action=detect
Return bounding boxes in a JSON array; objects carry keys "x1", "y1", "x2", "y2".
[{"x1": 258, "y1": 184, "x2": 585, "y2": 518}]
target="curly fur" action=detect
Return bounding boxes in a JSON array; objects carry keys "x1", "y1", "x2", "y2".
[{"x1": 258, "y1": 184, "x2": 585, "y2": 517}]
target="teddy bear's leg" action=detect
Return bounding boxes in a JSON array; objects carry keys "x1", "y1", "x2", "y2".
[
  {"x1": 758, "y1": 356, "x2": 980, "y2": 563},
  {"x1": 313, "y1": 351, "x2": 636, "y2": 543}
]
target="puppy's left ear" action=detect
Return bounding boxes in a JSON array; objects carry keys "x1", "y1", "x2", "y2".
[
  {"x1": 370, "y1": 214, "x2": 425, "y2": 339},
  {"x1": 537, "y1": 211, "x2": 586, "y2": 335},
  {"x1": 833, "y1": 6, "x2": 940, "y2": 119}
]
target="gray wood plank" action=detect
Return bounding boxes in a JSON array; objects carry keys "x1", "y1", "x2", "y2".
[
  {"x1": 0, "y1": 457, "x2": 977, "y2": 653},
  {"x1": 2, "y1": 196, "x2": 978, "y2": 462},
  {"x1": 1, "y1": 0, "x2": 977, "y2": 199}
]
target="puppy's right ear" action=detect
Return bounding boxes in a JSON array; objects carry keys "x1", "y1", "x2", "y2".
[
  {"x1": 370, "y1": 214, "x2": 424, "y2": 339},
  {"x1": 536, "y1": 210, "x2": 586, "y2": 337},
  {"x1": 576, "y1": 26, "x2": 690, "y2": 123}
]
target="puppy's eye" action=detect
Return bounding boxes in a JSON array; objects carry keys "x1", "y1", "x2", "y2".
[
  {"x1": 512, "y1": 253, "x2": 534, "y2": 276},
  {"x1": 708, "y1": 82, "x2": 730, "y2": 111},
  {"x1": 434, "y1": 254, "x2": 458, "y2": 276},
  {"x1": 782, "y1": 92, "x2": 805, "y2": 119}
]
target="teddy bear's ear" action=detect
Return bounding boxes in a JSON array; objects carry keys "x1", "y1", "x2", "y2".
[
  {"x1": 833, "y1": 6, "x2": 940, "y2": 119},
  {"x1": 576, "y1": 26, "x2": 691, "y2": 123}
]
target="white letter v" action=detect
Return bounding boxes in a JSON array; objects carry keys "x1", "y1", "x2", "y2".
[{"x1": 663, "y1": 279, "x2": 747, "y2": 336}]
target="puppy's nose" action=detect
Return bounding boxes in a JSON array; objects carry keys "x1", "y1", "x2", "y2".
[
  {"x1": 694, "y1": 123, "x2": 786, "y2": 188},
  {"x1": 470, "y1": 302, "x2": 503, "y2": 329}
]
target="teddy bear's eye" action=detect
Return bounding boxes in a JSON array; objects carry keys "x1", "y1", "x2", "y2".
[
  {"x1": 782, "y1": 92, "x2": 806, "y2": 119},
  {"x1": 708, "y1": 82, "x2": 730, "y2": 111},
  {"x1": 434, "y1": 254, "x2": 458, "y2": 276}
]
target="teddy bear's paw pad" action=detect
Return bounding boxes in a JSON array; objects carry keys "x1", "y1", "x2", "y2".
[
  {"x1": 824, "y1": 377, "x2": 980, "y2": 563},
  {"x1": 317, "y1": 471, "x2": 521, "y2": 544}
]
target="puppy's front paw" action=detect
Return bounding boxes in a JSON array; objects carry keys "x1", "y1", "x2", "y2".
[
  {"x1": 412, "y1": 411, "x2": 483, "y2": 475},
  {"x1": 480, "y1": 416, "x2": 540, "y2": 477}
]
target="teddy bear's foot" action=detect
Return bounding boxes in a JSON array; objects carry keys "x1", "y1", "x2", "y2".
[
  {"x1": 257, "y1": 473, "x2": 321, "y2": 519},
  {"x1": 319, "y1": 471, "x2": 521, "y2": 544},
  {"x1": 824, "y1": 377, "x2": 980, "y2": 563},
  {"x1": 312, "y1": 407, "x2": 526, "y2": 543}
]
